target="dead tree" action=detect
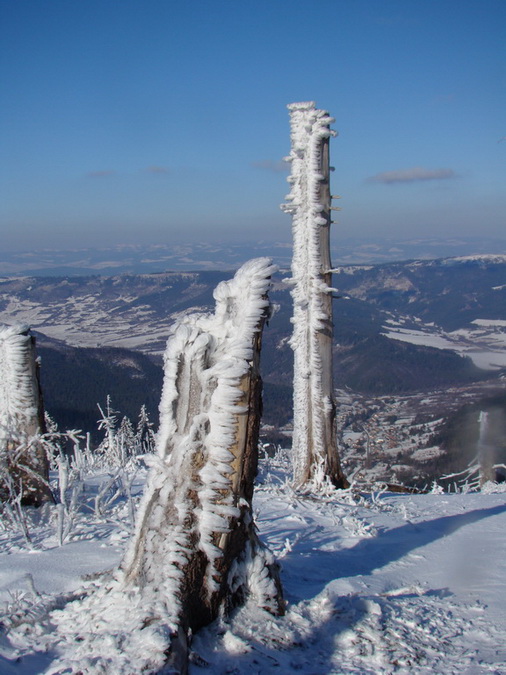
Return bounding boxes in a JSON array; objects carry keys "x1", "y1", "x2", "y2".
[
  {"x1": 281, "y1": 101, "x2": 348, "y2": 489},
  {"x1": 48, "y1": 258, "x2": 283, "y2": 675},
  {"x1": 0, "y1": 324, "x2": 52, "y2": 506}
]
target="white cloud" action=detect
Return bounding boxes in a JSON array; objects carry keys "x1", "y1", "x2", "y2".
[{"x1": 368, "y1": 167, "x2": 456, "y2": 184}]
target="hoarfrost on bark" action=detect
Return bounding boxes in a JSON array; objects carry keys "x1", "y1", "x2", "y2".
[
  {"x1": 0, "y1": 324, "x2": 40, "y2": 443},
  {"x1": 281, "y1": 102, "x2": 347, "y2": 490},
  {"x1": 0, "y1": 324, "x2": 51, "y2": 506},
  {"x1": 47, "y1": 257, "x2": 283, "y2": 674}
]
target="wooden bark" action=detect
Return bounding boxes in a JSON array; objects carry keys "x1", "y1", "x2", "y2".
[
  {"x1": 119, "y1": 259, "x2": 283, "y2": 673},
  {"x1": 282, "y1": 102, "x2": 348, "y2": 489},
  {"x1": 314, "y1": 136, "x2": 348, "y2": 488}
]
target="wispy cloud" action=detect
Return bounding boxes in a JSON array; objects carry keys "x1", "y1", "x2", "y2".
[
  {"x1": 368, "y1": 167, "x2": 457, "y2": 184},
  {"x1": 251, "y1": 159, "x2": 289, "y2": 173},
  {"x1": 86, "y1": 170, "x2": 116, "y2": 178},
  {"x1": 145, "y1": 166, "x2": 170, "y2": 174}
]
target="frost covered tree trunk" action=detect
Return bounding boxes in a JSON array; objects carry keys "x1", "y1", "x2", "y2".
[
  {"x1": 0, "y1": 325, "x2": 52, "y2": 506},
  {"x1": 122, "y1": 257, "x2": 284, "y2": 669},
  {"x1": 281, "y1": 102, "x2": 348, "y2": 490},
  {"x1": 48, "y1": 259, "x2": 283, "y2": 675}
]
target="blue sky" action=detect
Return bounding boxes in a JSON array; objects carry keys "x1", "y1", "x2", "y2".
[{"x1": 1, "y1": 0, "x2": 505, "y2": 251}]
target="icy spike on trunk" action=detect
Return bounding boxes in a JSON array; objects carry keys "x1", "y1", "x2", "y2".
[
  {"x1": 0, "y1": 324, "x2": 52, "y2": 506},
  {"x1": 47, "y1": 259, "x2": 283, "y2": 675},
  {"x1": 281, "y1": 102, "x2": 348, "y2": 490}
]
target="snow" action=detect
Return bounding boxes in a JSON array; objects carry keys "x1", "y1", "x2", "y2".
[
  {"x1": 1, "y1": 448, "x2": 506, "y2": 674},
  {"x1": 465, "y1": 350, "x2": 506, "y2": 370},
  {"x1": 382, "y1": 326, "x2": 459, "y2": 351},
  {"x1": 0, "y1": 324, "x2": 39, "y2": 442},
  {"x1": 444, "y1": 254, "x2": 506, "y2": 265},
  {"x1": 383, "y1": 320, "x2": 506, "y2": 370},
  {"x1": 7, "y1": 257, "x2": 280, "y2": 673},
  {"x1": 472, "y1": 319, "x2": 506, "y2": 327},
  {"x1": 0, "y1": 294, "x2": 177, "y2": 356},
  {"x1": 194, "y1": 460, "x2": 506, "y2": 674},
  {"x1": 410, "y1": 446, "x2": 445, "y2": 462}
]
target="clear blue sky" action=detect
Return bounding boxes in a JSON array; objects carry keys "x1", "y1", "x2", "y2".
[{"x1": 1, "y1": 0, "x2": 505, "y2": 251}]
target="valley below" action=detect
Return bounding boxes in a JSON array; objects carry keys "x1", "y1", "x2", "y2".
[{"x1": 1, "y1": 254, "x2": 505, "y2": 488}]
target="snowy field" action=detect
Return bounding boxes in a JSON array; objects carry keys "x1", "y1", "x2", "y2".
[
  {"x1": 382, "y1": 319, "x2": 506, "y2": 371},
  {"x1": 1, "y1": 450, "x2": 505, "y2": 674}
]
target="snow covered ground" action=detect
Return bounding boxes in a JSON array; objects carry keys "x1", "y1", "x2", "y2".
[
  {"x1": 1, "y1": 451, "x2": 505, "y2": 674},
  {"x1": 383, "y1": 318, "x2": 506, "y2": 370}
]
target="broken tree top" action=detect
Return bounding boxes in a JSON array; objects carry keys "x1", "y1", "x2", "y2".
[
  {"x1": 284, "y1": 101, "x2": 336, "y2": 163},
  {"x1": 281, "y1": 102, "x2": 336, "y2": 220},
  {"x1": 287, "y1": 100, "x2": 334, "y2": 118}
]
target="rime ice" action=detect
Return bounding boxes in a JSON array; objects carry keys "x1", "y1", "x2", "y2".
[
  {"x1": 0, "y1": 324, "x2": 52, "y2": 506},
  {"x1": 281, "y1": 102, "x2": 347, "y2": 489},
  {"x1": 45, "y1": 258, "x2": 283, "y2": 674}
]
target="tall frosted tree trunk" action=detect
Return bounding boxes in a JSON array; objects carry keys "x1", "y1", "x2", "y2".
[
  {"x1": 0, "y1": 324, "x2": 52, "y2": 506},
  {"x1": 48, "y1": 258, "x2": 283, "y2": 675},
  {"x1": 281, "y1": 102, "x2": 348, "y2": 489}
]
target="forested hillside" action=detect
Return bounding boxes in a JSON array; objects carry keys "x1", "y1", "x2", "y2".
[{"x1": 1, "y1": 255, "x2": 505, "y2": 484}]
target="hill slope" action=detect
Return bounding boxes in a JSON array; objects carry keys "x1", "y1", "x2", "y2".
[
  {"x1": 0, "y1": 256, "x2": 504, "y2": 475},
  {"x1": 0, "y1": 453, "x2": 505, "y2": 673}
]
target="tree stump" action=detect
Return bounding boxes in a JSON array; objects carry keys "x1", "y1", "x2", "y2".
[
  {"x1": 0, "y1": 325, "x2": 52, "y2": 506},
  {"x1": 48, "y1": 258, "x2": 283, "y2": 675}
]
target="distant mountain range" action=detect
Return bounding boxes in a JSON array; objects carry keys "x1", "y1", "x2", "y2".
[
  {"x1": 1, "y1": 237, "x2": 506, "y2": 276},
  {"x1": 1, "y1": 255, "x2": 505, "y2": 444}
]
